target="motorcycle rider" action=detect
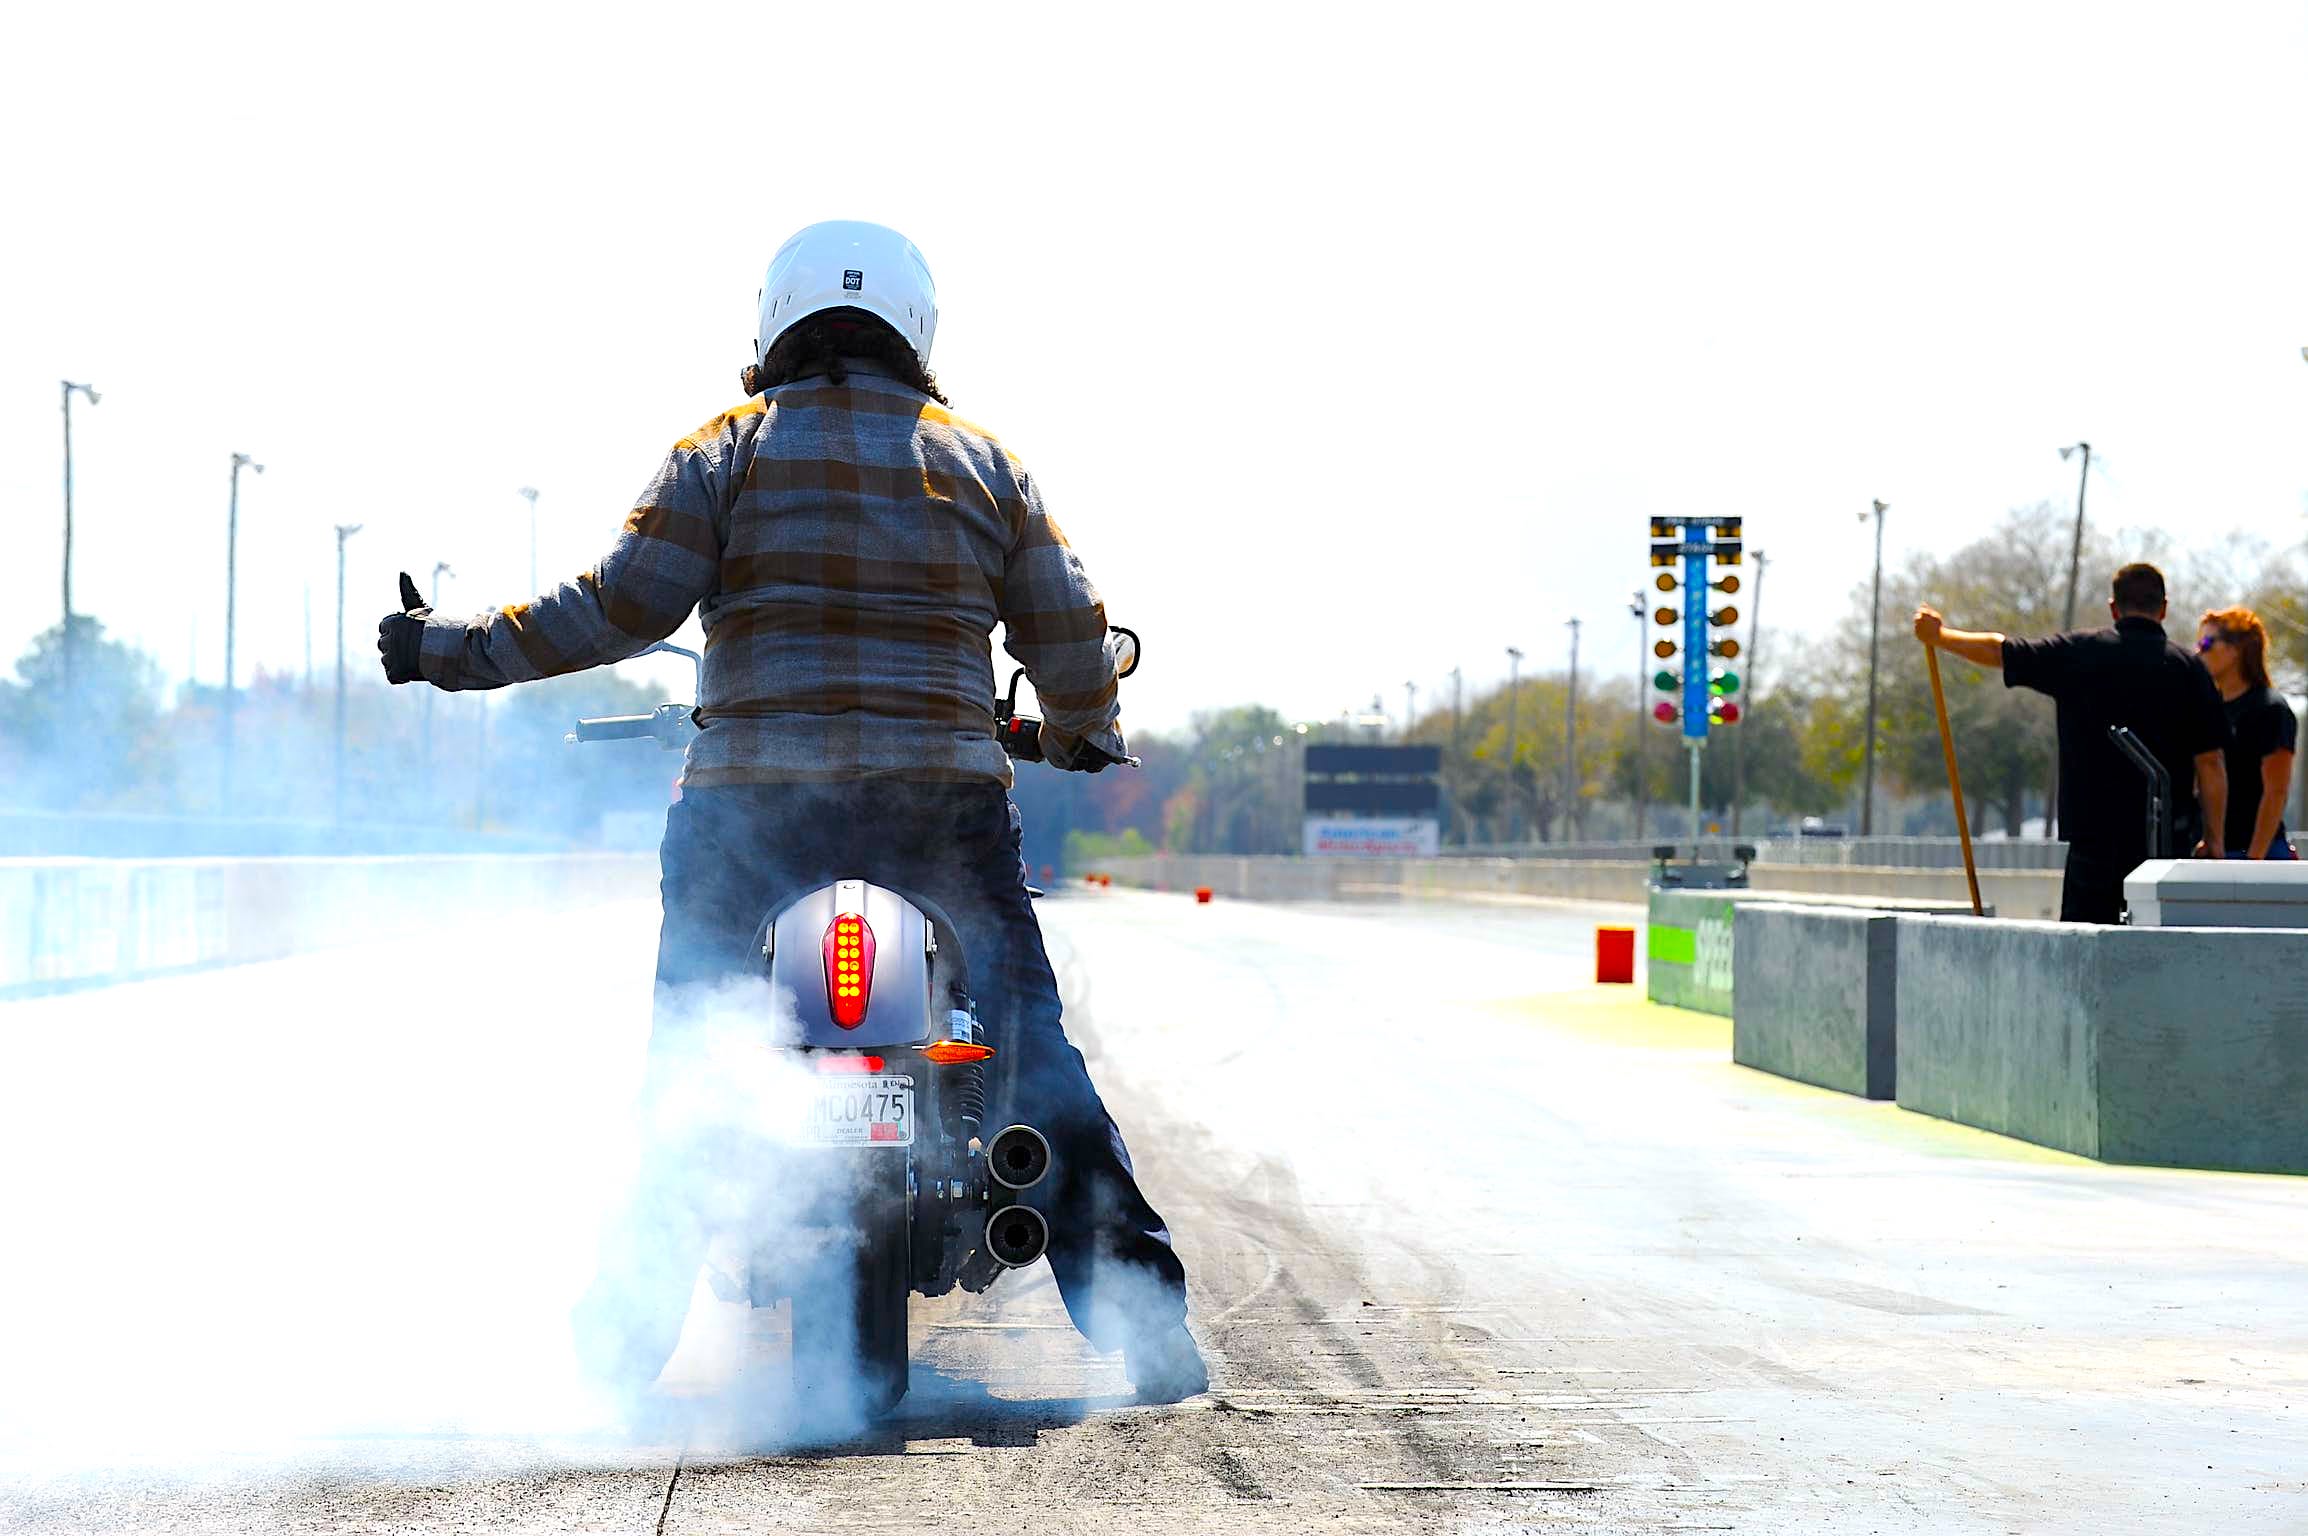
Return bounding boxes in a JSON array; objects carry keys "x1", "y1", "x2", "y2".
[{"x1": 376, "y1": 220, "x2": 1205, "y2": 1402}]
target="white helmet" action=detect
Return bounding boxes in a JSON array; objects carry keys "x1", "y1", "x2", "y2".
[{"x1": 755, "y1": 220, "x2": 939, "y2": 368}]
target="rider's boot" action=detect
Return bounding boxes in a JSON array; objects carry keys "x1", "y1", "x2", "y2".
[{"x1": 1124, "y1": 1321, "x2": 1209, "y2": 1403}]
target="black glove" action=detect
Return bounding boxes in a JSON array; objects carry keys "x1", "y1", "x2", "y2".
[
  {"x1": 1043, "y1": 726, "x2": 1125, "y2": 774},
  {"x1": 376, "y1": 572, "x2": 430, "y2": 685}
]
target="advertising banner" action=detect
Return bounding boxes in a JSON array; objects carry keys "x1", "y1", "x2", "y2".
[{"x1": 1302, "y1": 817, "x2": 1442, "y2": 858}]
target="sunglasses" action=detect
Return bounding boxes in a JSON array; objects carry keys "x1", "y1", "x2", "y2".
[{"x1": 2198, "y1": 632, "x2": 2239, "y2": 653}]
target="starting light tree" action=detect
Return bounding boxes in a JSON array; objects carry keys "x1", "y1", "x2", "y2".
[{"x1": 1647, "y1": 514, "x2": 1744, "y2": 839}]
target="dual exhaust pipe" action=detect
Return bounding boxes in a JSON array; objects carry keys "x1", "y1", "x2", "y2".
[{"x1": 985, "y1": 1125, "x2": 1051, "y2": 1268}]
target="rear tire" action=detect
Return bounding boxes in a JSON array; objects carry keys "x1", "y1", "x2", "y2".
[{"x1": 791, "y1": 1155, "x2": 911, "y2": 1421}]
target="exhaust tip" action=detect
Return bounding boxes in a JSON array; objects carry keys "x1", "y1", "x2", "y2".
[
  {"x1": 985, "y1": 1204, "x2": 1049, "y2": 1268},
  {"x1": 988, "y1": 1124, "x2": 1052, "y2": 1191}
]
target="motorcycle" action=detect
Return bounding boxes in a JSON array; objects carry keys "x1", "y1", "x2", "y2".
[{"x1": 565, "y1": 630, "x2": 1141, "y2": 1418}]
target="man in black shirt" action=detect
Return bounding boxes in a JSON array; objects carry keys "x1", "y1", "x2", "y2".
[{"x1": 1914, "y1": 562, "x2": 2229, "y2": 923}]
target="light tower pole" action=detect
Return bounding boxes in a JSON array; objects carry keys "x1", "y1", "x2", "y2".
[
  {"x1": 518, "y1": 486, "x2": 541, "y2": 595},
  {"x1": 2051, "y1": 443, "x2": 2092, "y2": 839},
  {"x1": 334, "y1": 523, "x2": 362, "y2": 822},
  {"x1": 1563, "y1": 616, "x2": 1581, "y2": 840},
  {"x1": 1860, "y1": 499, "x2": 1888, "y2": 836},
  {"x1": 1504, "y1": 645, "x2": 1524, "y2": 844},
  {"x1": 223, "y1": 451, "x2": 265, "y2": 808},
  {"x1": 60, "y1": 380, "x2": 100, "y2": 703},
  {"x1": 423, "y1": 561, "x2": 453, "y2": 761},
  {"x1": 1403, "y1": 681, "x2": 1417, "y2": 741}
]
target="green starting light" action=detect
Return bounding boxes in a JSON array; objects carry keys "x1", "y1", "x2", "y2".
[
  {"x1": 1653, "y1": 669, "x2": 1679, "y2": 692},
  {"x1": 1710, "y1": 669, "x2": 1742, "y2": 696}
]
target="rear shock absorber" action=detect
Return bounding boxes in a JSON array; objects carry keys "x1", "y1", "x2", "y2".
[{"x1": 947, "y1": 1005, "x2": 986, "y2": 1139}]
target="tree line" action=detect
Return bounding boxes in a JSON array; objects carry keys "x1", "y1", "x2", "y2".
[
  {"x1": 9, "y1": 503, "x2": 2298, "y2": 864},
  {"x1": 1048, "y1": 503, "x2": 2306, "y2": 862}
]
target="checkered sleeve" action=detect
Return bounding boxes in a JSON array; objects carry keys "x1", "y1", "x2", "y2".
[
  {"x1": 997, "y1": 467, "x2": 1128, "y2": 766},
  {"x1": 418, "y1": 422, "x2": 731, "y2": 691}
]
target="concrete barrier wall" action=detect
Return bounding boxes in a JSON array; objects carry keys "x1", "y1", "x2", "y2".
[
  {"x1": 1646, "y1": 889, "x2": 1739, "y2": 1013},
  {"x1": 1097, "y1": 854, "x2": 2059, "y2": 917},
  {"x1": 1895, "y1": 917, "x2": 2308, "y2": 1173},
  {"x1": 1743, "y1": 864, "x2": 2060, "y2": 920},
  {"x1": 1732, "y1": 905, "x2": 1897, "y2": 1098},
  {"x1": 1, "y1": 854, "x2": 659, "y2": 995}
]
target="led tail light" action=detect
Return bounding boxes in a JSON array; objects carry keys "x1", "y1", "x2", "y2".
[
  {"x1": 814, "y1": 1053, "x2": 887, "y2": 1073},
  {"x1": 822, "y1": 912, "x2": 876, "y2": 1029}
]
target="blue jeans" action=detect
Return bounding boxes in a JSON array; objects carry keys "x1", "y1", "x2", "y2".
[{"x1": 579, "y1": 781, "x2": 1187, "y2": 1385}]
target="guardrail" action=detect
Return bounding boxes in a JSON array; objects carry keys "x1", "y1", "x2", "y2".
[
  {"x1": 0, "y1": 809, "x2": 574, "y2": 859},
  {"x1": 1, "y1": 854, "x2": 657, "y2": 996}
]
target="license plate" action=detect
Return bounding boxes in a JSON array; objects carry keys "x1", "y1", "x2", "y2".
[{"x1": 800, "y1": 1075, "x2": 915, "y2": 1147}]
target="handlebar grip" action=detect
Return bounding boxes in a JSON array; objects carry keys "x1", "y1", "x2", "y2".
[
  {"x1": 998, "y1": 716, "x2": 1045, "y2": 763},
  {"x1": 571, "y1": 714, "x2": 658, "y2": 742}
]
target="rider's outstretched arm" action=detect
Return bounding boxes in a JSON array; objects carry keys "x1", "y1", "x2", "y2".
[
  {"x1": 416, "y1": 413, "x2": 738, "y2": 690},
  {"x1": 997, "y1": 468, "x2": 1128, "y2": 769}
]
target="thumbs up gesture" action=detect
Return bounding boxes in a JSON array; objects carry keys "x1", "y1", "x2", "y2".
[{"x1": 377, "y1": 570, "x2": 433, "y2": 685}]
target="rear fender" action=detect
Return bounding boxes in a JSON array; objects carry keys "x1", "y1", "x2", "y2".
[{"x1": 759, "y1": 880, "x2": 937, "y2": 1048}]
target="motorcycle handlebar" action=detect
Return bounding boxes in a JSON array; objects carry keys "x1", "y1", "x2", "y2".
[
  {"x1": 998, "y1": 715, "x2": 1046, "y2": 763},
  {"x1": 569, "y1": 714, "x2": 658, "y2": 742}
]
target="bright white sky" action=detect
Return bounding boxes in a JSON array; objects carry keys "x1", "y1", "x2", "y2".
[{"x1": 4, "y1": 1, "x2": 2304, "y2": 736}]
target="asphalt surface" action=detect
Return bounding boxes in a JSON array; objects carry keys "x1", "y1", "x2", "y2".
[{"x1": 3, "y1": 886, "x2": 2305, "y2": 1534}]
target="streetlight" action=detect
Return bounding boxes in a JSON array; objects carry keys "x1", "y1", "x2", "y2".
[
  {"x1": 60, "y1": 380, "x2": 99, "y2": 701},
  {"x1": 223, "y1": 451, "x2": 265, "y2": 809},
  {"x1": 1563, "y1": 616, "x2": 1581, "y2": 841},
  {"x1": 1402, "y1": 681, "x2": 1418, "y2": 742},
  {"x1": 2051, "y1": 442, "x2": 2093, "y2": 839},
  {"x1": 1504, "y1": 645, "x2": 1524, "y2": 843},
  {"x1": 2057, "y1": 443, "x2": 2092, "y2": 631},
  {"x1": 1859, "y1": 500, "x2": 1888, "y2": 837},
  {"x1": 423, "y1": 562, "x2": 453, "y2": 761},
  {"x1": 518, "y1": 486, "x2": 540, "y2": 595},
  {"x1": 334, "y1": 523, "x2": 363, "y2": 822}
]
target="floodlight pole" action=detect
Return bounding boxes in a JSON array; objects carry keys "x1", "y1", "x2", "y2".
[
  {"x1": 334, "y1": 523, "x2": 363, "y2": 822},
  {"x1": 1860, "y1": 500, "x2": 1888, "y2": 836},
  {"x1": 423, "y1": 561, "x2": 452, "y2": 761},
  {"x1": 2052, "y1": 442, "x2": 2091, "y2": 839},
  {"x1": 223, "y1": 452, "x2": 265, "y2": 809},
  {"x1": 1563, "y1": 617, "x2": 1581, "y2": 840},
  {"x1": 1504, "y1": 646, "x2": 1524, "y2": 843},
  {"x1": 60, "y1": 381, "x2": 100, "y2": 703}
]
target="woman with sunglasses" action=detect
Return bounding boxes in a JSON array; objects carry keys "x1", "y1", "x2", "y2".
[{"x1": 2197, "y1": 607, "x2": 2296, "y2": 859}]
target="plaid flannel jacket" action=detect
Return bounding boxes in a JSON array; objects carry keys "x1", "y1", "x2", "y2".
[{"x1": 417, "y1": 365, "x2": 1125, "y2": 786}]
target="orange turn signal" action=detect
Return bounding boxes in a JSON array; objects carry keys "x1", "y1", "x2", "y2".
[{"x1": 921, "y1": 1040, "x2": 996, "y2": 1065}]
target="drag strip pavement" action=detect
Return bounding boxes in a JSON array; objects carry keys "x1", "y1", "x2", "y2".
[{"x1": 2, "y1": 889, "x2": 2304, "y2": 1533}]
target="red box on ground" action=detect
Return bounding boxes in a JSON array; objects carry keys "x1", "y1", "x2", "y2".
[
  {"x1": 1195, "y1": 886, "x2": 1213, "y2": 904},
  {"x1": 1595, "y1": 926, "x2": 1635, "y2": 984}
]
